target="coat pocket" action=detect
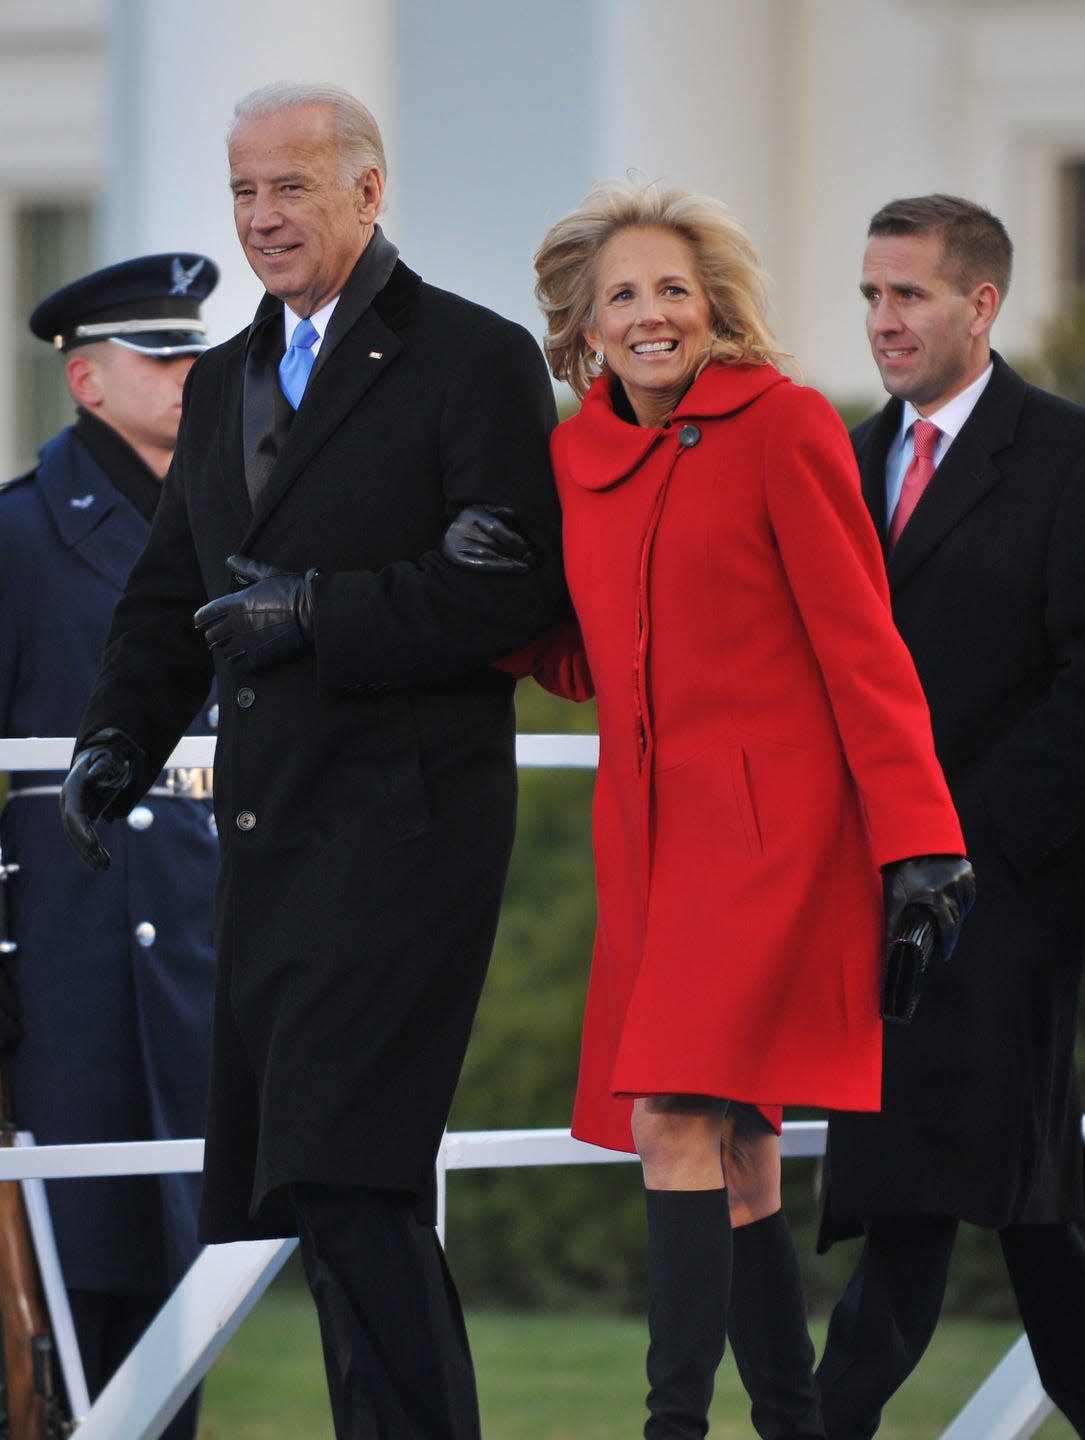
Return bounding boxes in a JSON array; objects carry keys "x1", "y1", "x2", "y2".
[{"x1": 653, "y1": 744, "x2": 764, "y2": 860}]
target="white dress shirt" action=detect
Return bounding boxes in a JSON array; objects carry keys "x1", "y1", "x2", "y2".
[{"x1": 885, "y1": 362, "x2": 994, "y2": 521}]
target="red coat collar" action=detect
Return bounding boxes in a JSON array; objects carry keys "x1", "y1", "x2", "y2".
[{"x1": 556, "y1": 362, "x2": 791, "y2": 490}]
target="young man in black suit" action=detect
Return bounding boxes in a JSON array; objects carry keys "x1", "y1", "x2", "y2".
[
  {"x1": 59, "y1": 81, "x2": 566, "y2": 1440},
  {"x1": 816, "y1": 194, "x2": 1085, "y2": 1439}
]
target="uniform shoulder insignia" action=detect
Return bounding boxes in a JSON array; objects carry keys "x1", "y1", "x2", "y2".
[{"x1": 0, "y1": 469, "x2": 35, "y2": 496}]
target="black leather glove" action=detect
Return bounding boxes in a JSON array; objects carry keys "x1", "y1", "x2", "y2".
[
  {"x1": 883, "y1": 854, "x2": 976, "y2": 963},
  {"x1": 59, "y1": 727, "x2": 143, "y2": 872},
  {"x1": 441, "y1": 506, "x2": 533, "y2": 573},
  {"x1": 194, "y1": 554, "x2": 316, "y2": 672}
]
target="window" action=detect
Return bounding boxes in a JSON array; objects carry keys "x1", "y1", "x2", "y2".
[
  {"x1": 14, "y1": 203, "x2": 93, "y2": 470},
  {"x1": 1059, "y1": 158, "x2": 1085, "y2": 291}
]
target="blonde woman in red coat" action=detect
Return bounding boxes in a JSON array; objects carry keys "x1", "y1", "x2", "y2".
[{"x1": 449, "y1": 182, "x2": 974, "y2": 1440}]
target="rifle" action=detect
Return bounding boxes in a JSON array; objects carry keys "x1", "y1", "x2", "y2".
[{"x1": 0, "y1": 844, "x2": 70, "y2": 1439}]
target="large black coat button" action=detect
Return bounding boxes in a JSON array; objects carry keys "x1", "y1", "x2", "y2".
[
  {"x1": 236, "y1": 810, "x2": 256, "y2": 831},
  {"x1": 678, "y1": 424, "x2": 702, "y2": 448},
  {"x1": 237, "y1": 687, "x2": 255, "y2": 709}
]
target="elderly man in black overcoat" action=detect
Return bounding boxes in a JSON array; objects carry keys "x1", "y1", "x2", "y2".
[
  {"x1": 60, "y1": 81, "x2": 565, "y2": 1440},
  {"x1": 816, "y1": 195, "x2": 1085, "y2": 1438}
]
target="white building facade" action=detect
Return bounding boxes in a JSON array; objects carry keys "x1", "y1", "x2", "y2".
[{"x1": 3, "y1": 0, "x2": 1085, "y2": 476}]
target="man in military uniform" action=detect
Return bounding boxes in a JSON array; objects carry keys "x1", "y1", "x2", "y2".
[{"x1": 0, "y1": 254, "x2": 220, "y2": 1438}]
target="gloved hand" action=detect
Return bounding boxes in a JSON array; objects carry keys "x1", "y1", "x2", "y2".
[
  {"x1": 883, "y1": 854, "x2": 976, "y2": 963},
  {"x1": 441, "y1": 506, "x2": 533, "y2": 573},
  {"x1": 194, "y1": 554, "x2": 316, "y2": 672},
  {"x1": 59, "y1": 727, "x2": 143, "y2": 872}
]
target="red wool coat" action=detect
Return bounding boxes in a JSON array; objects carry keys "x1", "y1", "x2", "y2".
[{"x1": 541, "y1": 364, "x2": 964, "y2": 1155}]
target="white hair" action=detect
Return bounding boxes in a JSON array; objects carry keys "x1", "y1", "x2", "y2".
[{"x1": 230, "y1": 81, "x2": 387, "y2": 187}]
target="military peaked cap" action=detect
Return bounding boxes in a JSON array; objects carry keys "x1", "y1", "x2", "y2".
[{"x1": 29, "y1": 252, "x2": 219, "y2": 355}]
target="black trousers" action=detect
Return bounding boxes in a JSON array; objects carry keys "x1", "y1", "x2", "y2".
[
  {"x1": 816, "y1": 1213, "x2": 1085, "y2": 1439},
  {"x1": 67, "y1": 1289, "x2": 201, "y2": 1440},
  {"x1": 291, "y1": 1183, "x2": 481, "y2": 1440}
]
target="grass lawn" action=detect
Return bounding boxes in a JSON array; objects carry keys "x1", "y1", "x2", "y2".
[{"x1": 197, "y1": 1277, "x2": 1077, "y2": 1439}]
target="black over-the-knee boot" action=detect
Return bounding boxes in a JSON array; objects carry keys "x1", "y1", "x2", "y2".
[
  {"x1": 644, "y1": 1187, "x2": 732, "y2": 1440},
  {"x1": 728, "y1": 1210, "x2": 825, "y2": 1439}
]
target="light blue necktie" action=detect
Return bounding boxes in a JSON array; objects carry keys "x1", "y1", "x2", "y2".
[{"x1": 278, "y1": 318, "x2": 319, "y2": 409}]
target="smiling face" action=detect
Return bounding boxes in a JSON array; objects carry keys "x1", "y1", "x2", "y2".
[
  {"x1": 228, "y1": 102, "x2": 383, "y2": 317},
  {"x1": 860, "y1": 230, "x2": 998, "y2": 414},
  {"x1": 583, "y1": 225, "x2": 715, "y2": 427}
]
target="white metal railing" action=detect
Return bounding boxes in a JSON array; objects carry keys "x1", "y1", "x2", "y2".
[
  {"x1": 1, "y1": 733, "x2": 600, "y2": 774},
  {"x1": 0, "y1": 735, "x2": 1055, "y2": 1440}
]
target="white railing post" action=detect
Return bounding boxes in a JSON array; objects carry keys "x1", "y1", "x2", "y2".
[
  {"x1": 72, "y1": 1240, "x2": 296, "y2": 1440},
  {"x1": 436, "y1": 1131, "x2": 449, "y2": 1245},
  {"x1": 938, "y1": 1334, "x2": 1053, "y2": 1440}
]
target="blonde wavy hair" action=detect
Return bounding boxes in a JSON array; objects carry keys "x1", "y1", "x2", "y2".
[{"x1": 534, "y1": 179, "x2": 791, "y2": 399}]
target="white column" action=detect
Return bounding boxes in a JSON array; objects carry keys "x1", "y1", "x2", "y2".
[
  {"x1": 594, "y1": 0, "x2": 787, "y2": 300},
  {"x1": 389, "y1": 0, "x2": 611, "y2": 341},
  {"x1": 105, "y1": 0, "x2": 397, "y2": 346}
]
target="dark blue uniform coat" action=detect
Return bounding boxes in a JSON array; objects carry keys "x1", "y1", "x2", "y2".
[{"x1": 0, "y1": 426, "x2": 218, "y2": 1293}]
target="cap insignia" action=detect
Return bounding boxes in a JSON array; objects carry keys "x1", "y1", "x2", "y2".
[{"x1": 170, "y1": 257, "x2": 206, "y2": 296}]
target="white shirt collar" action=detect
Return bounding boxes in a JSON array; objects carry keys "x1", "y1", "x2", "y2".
[
  {"x1": 283, "y1": 295, "x2": 339, "y2": 351},
  {"x1": 898, "y1": 361, "x2": 994, "y2": 446}
]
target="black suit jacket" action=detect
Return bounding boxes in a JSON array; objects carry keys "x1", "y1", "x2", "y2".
[
  {"x1": 78, "y1": 243, "x2": 567, "y2": 1239},
  {"x1": 825, "y1": 352, "x2": 1085, "y2": 1231}
]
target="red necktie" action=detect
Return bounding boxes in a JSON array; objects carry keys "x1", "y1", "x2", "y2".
[{"x1": 888, "y1": 419, "x2": 940, "y2": 548}]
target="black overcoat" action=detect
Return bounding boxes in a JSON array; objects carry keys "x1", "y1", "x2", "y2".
[
  {"x1": 824, "y1": 353, "x2": 1085, "y2": 1235},
  {"x1": 0, "y1": 427, "x2": 216, "y2": 1290},
  {"x1": 76, "y1": 245, "x2": 566, "y2": 1239}
]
